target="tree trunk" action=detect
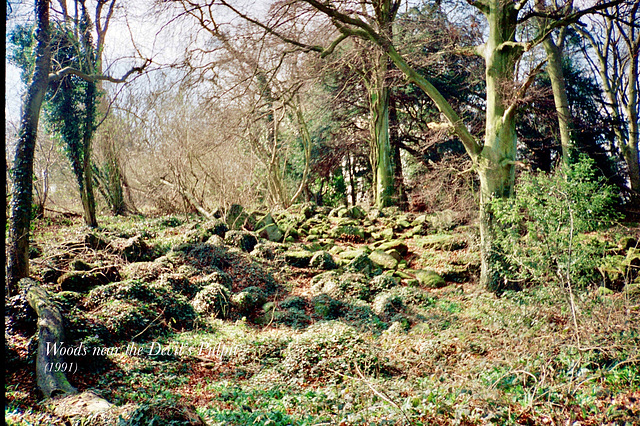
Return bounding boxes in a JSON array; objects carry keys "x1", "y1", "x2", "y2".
[
  {"x1": 390, "y1": 96, "x2": 407, "y2": 209},
  {"x1": 6, "y1": 0, "x2": 51, "y2": 296},
  {"x1": 25, "y1": 279, "x2": 78, "y2": 398},
  {"x1": 477, "y1": 0, "x2": 520, "y2": 292},
  {"x1": 368, "y1": 48, "x2": 394, "y2": 208},
  {"x1": 543, "y1": 37, "x2": 573, "y2": 167},
  {"x1": 80, "y1": 68, "x2": 98, "y2": 228}
]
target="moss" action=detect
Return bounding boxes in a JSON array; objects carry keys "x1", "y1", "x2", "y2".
[
  {"x1": 191, "y1": 283, "x2": 231, "y2": 318},
  {"x1": 414, "y1": 270, "x2": 446, "y2": 288},
  {"x1": 283, "y1": 250, "x2": 314, "y2": 268}
]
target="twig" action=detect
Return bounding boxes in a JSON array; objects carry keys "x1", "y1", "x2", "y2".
[{"x1": 131, "y1": 308, "x2": 166, "y2": 341}]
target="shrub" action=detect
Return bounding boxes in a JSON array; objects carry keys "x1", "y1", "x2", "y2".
[{"x1": 491, "y1": 156, "x2": 620, "y2": 288}]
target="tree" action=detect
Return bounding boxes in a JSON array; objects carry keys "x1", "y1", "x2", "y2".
[
  {"x1": 7, "y1": 0, "x2": 51, "y2": 295},
  {"x1": 7, "y1": 0, "x2": 147, "y2": 294},
  {"x1": 289, "y1": 0, "x2": 619, "y2": 291},
  {"x1": 575, "y1": 0, "x2": 639, "y2": 196}
]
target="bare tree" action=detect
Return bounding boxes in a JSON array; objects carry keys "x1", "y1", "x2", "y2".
[{"x1": 575, "y1": 0, "x2": 639, "y2": 196}]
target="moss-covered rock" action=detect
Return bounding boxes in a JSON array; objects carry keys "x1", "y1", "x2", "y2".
[
  {"x1": 309, "y1": 251, "x2": 338, "y2": 270},
  {"x1": 311, "y1": 271, "x2": 372, "y2": 301},
  {"x1": 231, "y1": 286, "x2": 267, "y2": 313},
  {"x1": 311, "y1": 294, "x2": 343, "y2": 320},
  {"x1": 58, "y1": 266, "x2": 121, "y2": 292},
  {"x1": 346, "y1": 252, "x2": 379, "y2": 276},
  {"x1": 370, "y1": 274, "x2": 399, "y2": 295},
  {"x1": 196, "y1": 270, "x2": 233, "y2": 291},
  {"x1": 368, "y1": 249, "x2": 398, "y2": 270},
  {"x1": 157, "y1": 273, "x2": 200, "y2": 298},
  {"x1": 415, "y1": 234, "x2": 466, "y2": 251},
  {"x1": 224, "y1": 230, "x2": 258, "y2": 252},
  {"x1": 191, "y1": 283, "x2": 231, "y2": 318},
  {"x1": 372, "y1": 291, "x2": 405, "y2": 317},
  {"x1": 282, "y1": 321, "x2": 381, "y2": 379},
  {"x1": 109, "y1": 235, "x2": 149, "y2": 261},
  {"x1": 121, "y1": 261, "x2": 168, "y2": 282},
  {"x1": 377, "y1": 239, "x2": 409, "y2": 256},
  {"x1": 70, "y1": 259, "x2": 93, "y2": 271},
  {"x1": 283, "y1": 250, "x2": 314, "y2": 268},
  {"x1": 225, "y1": 204, "x2": 253, "y2": 230},
  {"x1": 280, "y1": 295, "x2": 308, "y2": 311},
  {"x1": 415, "y1": 269, "x2": 446, "y2": 288}
]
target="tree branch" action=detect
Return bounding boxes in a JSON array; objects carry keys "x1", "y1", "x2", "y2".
[{"x1": 48, "y1": 59, "x2": 150, "y2": 83}]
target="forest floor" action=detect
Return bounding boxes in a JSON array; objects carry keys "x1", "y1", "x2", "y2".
[{"x1": 5, "y1": 205, "x2": 640, "y2": 425}]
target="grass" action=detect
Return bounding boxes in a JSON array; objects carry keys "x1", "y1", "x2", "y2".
[{"x1": 5, "y1": 213, "x2": 639, "y2": 425}]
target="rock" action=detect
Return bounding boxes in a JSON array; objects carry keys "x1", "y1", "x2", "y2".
[
  {"x1": 121, "y1": 261, "x2": 167, "y2": 282},
  {"x1": 232, "y1": 286, "x2": 267, "y2": 313},
  {"x1": 414, "y1": 270, "x2": 446, "y2": 288},
  {"x1": 372, "y1": 291, "x2": 405, "y2": 317},
  {"x1": 206, "y1": 234, "x2": 225, "y2": 246},
  {"x1": 256, "y1": 213, "x2": 283, "y2": 242},
  {"x1": 370, "y1": 274, "x2": 399, "y2": 296},
  {"x1": 58, "y1": 266, "x2": 121, "y2": 292},
  {"x1": 196, "y1": 270, "x2": 233, "y2": 291},
  {"x1": 312, "y1": 294, "x2": 342, "y2": 319},
  {"x1": 158, "y1": 273, "x2": 199, "y2": 298},
  {"x1": 258, "y1": 223, "x2": 283, "y2": 242},
  {"x1": 330, "y1": 225, "x2": 365, "y2": 242},
  {"x1": 338, "y1": 248, "x2": 370, "y2": 260},
  {"x1": 284, "y1": 250, "x2": 314, "y2": 268},
  {"x1": 380, "y1": 228, "x2": 395, "y2": 241},
  {"x1": 346, "y1": 252, "x2": 375, "y2": 275},
  {"x1": 83, "y1": 232, "x2": 109, "y2": 250},
  {"x1": 428, "y1": 210, "x2": 458, "y2": 231},
  {"x1": 280, "y1": 296, "x2": 308, "y2": 311},
  {"x1": 414, "y1": 234, "x2": 466, "y2": 251},
  {"x1": 396, "y1": 219, "x2": 412, "y2": 229},
  {"x1": 309, "y1": 251, "x2": 338, "y2": 270},
  {"x1": 369, "y1": 250, "x2": 398, "y2": 270},
  {"x1": 201, "y1": 219, "x2": 228, "y2": 239},
  {"x1": 225, "y1": 204, "x2": 256, "y2": 230},
  {"x1": 368, "y1": 208, "x2": 384, "y2": 220},
  {"x1": 348, "y1": 205, "x2": 366, "y2": 220},
  {"x1": 378, "y1": 239, "x2": 409, "y2": 256},
  {"x1": 192, "y1": 283, "x2": 231, "y2": 318},
  {"x1": 110, "y1": 235, "x2": 148, "y2": 262},
  {"x1": 224, "y1": 230, "x2": 258, "y2": 252}
]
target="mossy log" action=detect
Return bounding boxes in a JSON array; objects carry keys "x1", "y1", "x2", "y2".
[{"x1": 23, "y1": 278, "x2": 77, "y2": 398}]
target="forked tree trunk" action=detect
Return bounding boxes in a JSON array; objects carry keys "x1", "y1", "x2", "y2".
[{"x1": 7, "y1": 0, "x2": 51, "y2": 295}]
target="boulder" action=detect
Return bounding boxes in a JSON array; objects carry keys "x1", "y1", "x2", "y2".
[
  {"x1": 191, "y1": 283, "x2": 231, "y2": 318},
  {"x1": 378, "y1": 239, "x2": 409, "y2": 256},
  {"x1": 232, "y1": 286, "x2": 267, "y2": 313},
  {"x1": 309, "y1": 251, "x2": 338, "y2": 270},
  {"x1": 414, "y1": 270, "x2": 446, "y2": 288},
  {"x1": 284, "y1": 250, "x2": 314, "y2": 268},
  {"x1": 224, "y1": 230, "x2": 258, "y2": 252},
  {"x1": 368, "y1": 250, "x2": 398, "y2": 270}
]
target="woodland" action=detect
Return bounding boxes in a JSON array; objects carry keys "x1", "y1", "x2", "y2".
[{"x1": 4, "y1": 0, "x2": 640, "y2": 425}]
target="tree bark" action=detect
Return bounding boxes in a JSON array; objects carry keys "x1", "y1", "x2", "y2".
[
  {"x1": 543, "y1": 36, "x2": 573, "y2": 167},
  {"x1": 476, "y1": 0, "x2": 520, "y2": 292},
  {"x1": 368, "y1": 47, "x2": 394, "y2": 208},
  {"x1": 7, "y1": 0, "x2": 51, "y2": 296},
  {"x1": 25, "y1": 279, "x2": 78, "y2": 398}
]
